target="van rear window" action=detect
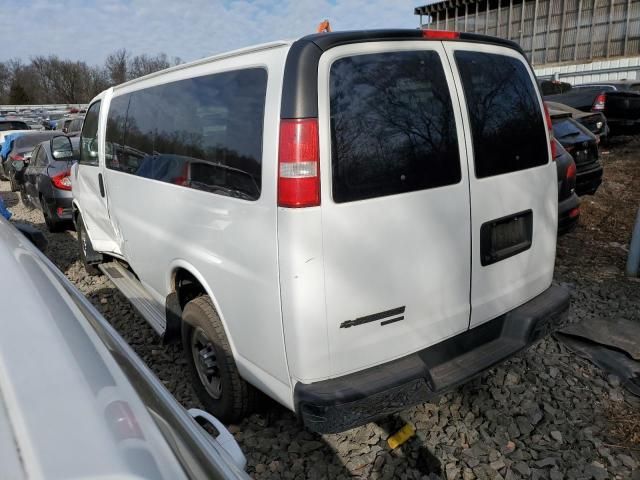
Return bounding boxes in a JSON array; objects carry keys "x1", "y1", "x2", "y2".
[
  {"x1": 329, "y1": 50, "x2": 461, "y2": 203},
  {"x1": 454, "y1": 51, "x2": 548, "y2": 178}
]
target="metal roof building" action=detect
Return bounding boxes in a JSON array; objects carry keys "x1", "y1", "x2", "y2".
[{"x1": 414, "y1": 0, "x2": 640, "y2": 83}]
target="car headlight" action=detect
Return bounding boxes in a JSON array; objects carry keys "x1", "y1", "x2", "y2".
[{"x1": 596, "y1": 121, "x2": 603, "y2": 129}]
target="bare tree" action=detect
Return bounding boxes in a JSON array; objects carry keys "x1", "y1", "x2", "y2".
[
  {"x1": 0, "y1": 49, "x2": 182, "y2": 105},
  {"x1": 128, "y1": 53, "x2": 171, "y2": 79},
  {"x1": 105, "y1": 48, "x2": 129, "y2": 84}
]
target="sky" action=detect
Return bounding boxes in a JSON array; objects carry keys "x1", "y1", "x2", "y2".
[{"x1": 1, "y1": 0, "x2": 427, "y2": 65}]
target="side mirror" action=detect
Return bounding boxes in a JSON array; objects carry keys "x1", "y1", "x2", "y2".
[
  {"x1": 51, "y1": 135, "x2": 74, "y2": 160},
  {"x1": 14, "y1": 222, "x2": 47, "y2": 253}
]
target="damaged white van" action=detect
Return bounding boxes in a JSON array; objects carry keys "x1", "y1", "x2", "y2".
[{"x1": 70, "y1": 29, "x2": 569, "y2": 433}]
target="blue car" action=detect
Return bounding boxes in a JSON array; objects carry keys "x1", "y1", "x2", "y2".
[{"x1": 0, "y1": 132, "x2": 29, "y2": 179}]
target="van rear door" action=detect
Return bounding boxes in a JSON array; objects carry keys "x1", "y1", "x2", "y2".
[
  {"x1": 318, "y1": 42, "x2": 472, "y2": 377},
  {"x1": 443, "y1": 43, "x2": 557, "y2": 328}
]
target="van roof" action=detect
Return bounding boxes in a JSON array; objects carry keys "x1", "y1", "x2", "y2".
[
  {"x1": 114, "y1": 40, "x2": 293, "y2": 91},
  {"x1": 281, "y1": 29, "x2": 525, "y2": 118},
  {"x1": 114, "y1": 28, "x2": 523, "y2": 86},
  {"x1": 111, "y1": 29, "x2": 525, "y2": 117}
]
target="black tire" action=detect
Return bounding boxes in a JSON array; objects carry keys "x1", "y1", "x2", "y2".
[
  {"x1": 42, "y1": 197, "x2": 65, "y2": 233},
  {"x1": 19, "y1": 191, "x2": 30, "y2": 207},
  {"x1": 77, "y1": 214, "x2": 102, "y2": 276},
  {"x1": 182, "y1": 295, "x2": 256, "y2": 423},
  {"x1": 9, "y1": 173, "x2": 18, "y2": 192}
]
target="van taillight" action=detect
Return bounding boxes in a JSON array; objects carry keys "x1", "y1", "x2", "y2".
[
  {"x1": 278, "y1": 118, "x2": 320, "y2": 208},
  {"x1": 566, "y1": 162, "x2": 576, "y2": 180},
  {"x1": 422, "y1": 29, "x2": 460, "y2": 40},
  {"x1": 592, "y1": 93, "x2": 606, "y2": 112},
  {"x1": 543, "y1": 103, "x2": 557, "y2": 160}
]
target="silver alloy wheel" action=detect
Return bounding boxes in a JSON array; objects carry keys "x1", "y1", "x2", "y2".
[{"x1": 191, "y1": 327, "x2": 222, "y2": 399}]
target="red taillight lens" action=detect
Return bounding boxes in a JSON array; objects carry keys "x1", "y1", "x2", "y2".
[
  {"x1": 592, "y1": 93, "x2": 606, "y2": 112},
  {"x1": 278, "y1": 118, "x2": 320, "y2": 208},
  {"x1": 52, "y1": 170, "x2": 72, "y2": 190},
  {"x1": 173, "y1": 162, "x2": 190, "y2": 186},
  {"x1": 569, "y1": 207, "x2": 580, "y2": 218},
  {"x1": 566, "y1": 161, "x2": 577, "y2": 180},
  {"x1": 11, "y1": 154, "x2": 24, "y2": 161},
  {"x1": 422, "y1": 29, "x2": 460, "y2": 40},
  {"x1": 543, "y1": 103, "x2": 557, "y2": 159}
]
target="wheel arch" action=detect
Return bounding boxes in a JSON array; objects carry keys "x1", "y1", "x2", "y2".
[{"x1": 165, "y1": 260, "x2": 238, "y2": 357}]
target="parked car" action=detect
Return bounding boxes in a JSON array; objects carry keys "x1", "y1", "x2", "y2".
[
  {"x1": 544, "y1": 80, "x2": 640, "y2": 131},
  {"x1": 25, "y1": 120, "x2": 46, "y2": 131},
  {"x1": 550, "y1": 109, "x2": 603, "y2": 196},
  {"x1": 545, "y1": 100, "x2": 609, "y2": 143},
  {"x1": 20, "y1": 136, "x2": 79, "y2": 232},
  {"x1": 4, "y1": 131, "x2": 59, "y2": 191},
  {"x1": 0, "y1": 119, "x2": 30, "y2": 131},
  {"x1": 554, "y1": 138, "x2": 580, "y2": 235},
  {"x1": 0, "y1": 217, "x2": 248, "y2": 479},
  {"x1": 71, "y1": 29, "x2": 569, "y2": 433},
  {"x1": 0, "y1": 130, "x2": 31, "y2": 178},
  {"x1": 59, "y1": 115, "x2": 85, "y2": 135}
]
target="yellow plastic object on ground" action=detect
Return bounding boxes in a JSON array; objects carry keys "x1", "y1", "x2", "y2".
[{"x1": 387, "y1": 423, "x2": 416, "y2": 449}]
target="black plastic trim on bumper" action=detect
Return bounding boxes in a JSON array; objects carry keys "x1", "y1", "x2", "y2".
[
  {"x1": 294, "y1": 285, "x2": 570, "y2": 434},
  {"x1": 558, "y1": 193, "x2": 580, "y2": 236},
  {"x1": 576, "y1": 166, "x2": 603, "y2": 196}
]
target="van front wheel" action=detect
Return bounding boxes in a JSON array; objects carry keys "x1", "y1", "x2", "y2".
[
  {"x1": 77, "y1": 215, "x2": 102, "y2": 276},
  {"x1": 182, "y1": 295, "x2": 256, "y2": 423}
]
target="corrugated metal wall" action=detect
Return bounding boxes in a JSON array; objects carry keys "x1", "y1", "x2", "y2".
[
  {"x1": 416, "y1": 0, "x2": 640, "y2": 66},
  {"x1": 534, "y1": 55, "x2": 640, "y2": 84}
]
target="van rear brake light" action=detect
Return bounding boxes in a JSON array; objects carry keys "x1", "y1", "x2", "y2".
[
  {"x1": 422, "y1": 30, "x2": 460, "y2": 40},
  {"x1": 278, "y1": 118, "x2": 320, "y2": 208}
]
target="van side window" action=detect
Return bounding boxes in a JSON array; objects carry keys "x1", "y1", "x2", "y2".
[
  {"x1": 329, "y1": 51, "x2": 461, "y2": 203},
  {"x1": 454, "y1": 52, "x2": 548, "y2": 178},
  {"x1": 104, "y1": 68, "x2": 267, "y2": 201},
  {"x1": 79, "y1": 101, "x2": 101, "y2": 167}
]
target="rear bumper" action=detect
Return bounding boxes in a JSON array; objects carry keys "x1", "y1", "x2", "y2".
[
  {"x1": 294, "y1": 284, "x2": 570, "y2": 434},
  {"x1": 558, "y1": 193, "x2": 580, "y2": 236},
  {"x1": 44, "y1": 194, "x2": 73, "y2": 221},
  {"x1": 576, "y1": 165, "x2": 603, "y2": 196},
  {"x1": 608, "y1": 117, "x2": 640, "y2": 128}
]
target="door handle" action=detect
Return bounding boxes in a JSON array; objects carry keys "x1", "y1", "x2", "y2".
[{"x1": 98, "y1": 173, "x2": 105, "y2": 197}]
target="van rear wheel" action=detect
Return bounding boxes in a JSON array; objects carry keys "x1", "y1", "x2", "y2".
[{"x1": 182, "y1": 295, "x2": 256, "y2": 423}]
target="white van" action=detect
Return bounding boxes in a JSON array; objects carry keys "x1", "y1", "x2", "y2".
[{"x1": 70, "y1": 29, "x2": 569, "y2": 434}]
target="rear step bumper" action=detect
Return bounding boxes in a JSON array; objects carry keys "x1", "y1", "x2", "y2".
[{"x1": 294, "y1": 284, "x2": 569, "y2": 434}]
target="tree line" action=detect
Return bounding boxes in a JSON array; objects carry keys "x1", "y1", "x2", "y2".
[{"x1": 0, "y1": 49, "x2": 182, "y2": 105}]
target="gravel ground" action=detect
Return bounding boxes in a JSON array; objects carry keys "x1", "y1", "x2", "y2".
[{"x1": 2, "y1": 135, "x2": 639, "y2": 480}]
